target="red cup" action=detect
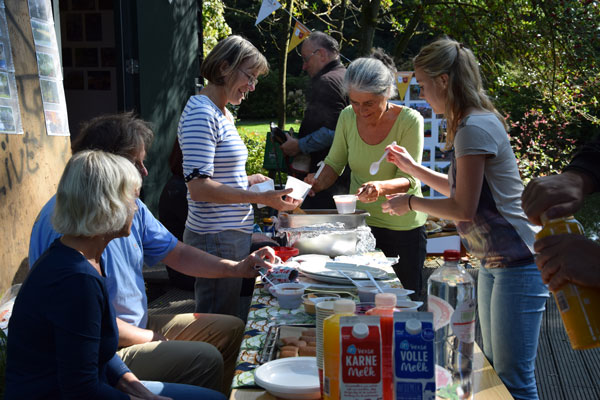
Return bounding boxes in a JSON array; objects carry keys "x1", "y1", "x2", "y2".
[{"x1": 272, "y1": 246, "x2": 299, "y2": 262}]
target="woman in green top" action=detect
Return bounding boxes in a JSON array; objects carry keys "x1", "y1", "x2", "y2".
[{"x1": 305, "y1": 51, "x2": 427, "y2": 294}]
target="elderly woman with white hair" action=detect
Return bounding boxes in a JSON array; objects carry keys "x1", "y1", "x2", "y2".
[
  {"x1": 5, "y1": 151, "x2": 225, "y2": 400},
  {"x1": 305, "y1": 50, "x2": 427, "y2": 295}
]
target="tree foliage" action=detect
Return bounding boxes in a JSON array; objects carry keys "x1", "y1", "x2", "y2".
[
  {"x1": 203, "y1": 0, "x2": 232, "y2": 57},
  {"x1": 222, "y1": 0, "x2": 600, "y2": 181}
]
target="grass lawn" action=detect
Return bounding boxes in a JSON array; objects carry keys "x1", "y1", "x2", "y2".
[{"x1": 236, "y1": 119, "x2": 301, "y2": 137}]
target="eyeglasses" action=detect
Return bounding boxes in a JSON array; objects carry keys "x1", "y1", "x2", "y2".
[
  {"x1": 238, "y1": 69, "x2": 258, "y2": 87},
  {"x1": 301, "y1": 48, "x2": 320, "y2": 64}
]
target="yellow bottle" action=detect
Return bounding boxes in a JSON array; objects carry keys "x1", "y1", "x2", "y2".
[
  {"x1": 323, "y1": 299, "x2": 356, "y2": 400},
  {"x1": 536, "y1": 215, "x2": 600, "y2": 349}
]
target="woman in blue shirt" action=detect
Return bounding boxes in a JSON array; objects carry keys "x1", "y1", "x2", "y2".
[{"x1": 5, "y1": 151, "x2": 224, "y2": 400}]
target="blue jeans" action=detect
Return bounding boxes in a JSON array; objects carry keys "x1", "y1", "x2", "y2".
[
  {"x1": 184, "y1": 229, "x2": 252, "y2": 315},
  {"x1": 477, "y1": 263, "x2": 549, "y2": 400},
  {"x1": 142, "y1": 381, "x2": 226, "y2": 399}
]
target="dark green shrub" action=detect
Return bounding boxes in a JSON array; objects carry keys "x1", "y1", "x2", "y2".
[
  {"x1": 241, "y1": 131, "x2": 269, "y2": 176},
  {"x1": 237, "y1": 69, "x2": 309, "y2": 119}
]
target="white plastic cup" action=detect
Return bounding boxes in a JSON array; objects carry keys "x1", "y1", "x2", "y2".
[
  {"x1": 285, "y1": 176, "x2": 312, "y2": 200},
  {"x1": 333, "y1": 194, "x2": 357, "y2": 214},
  {"x1": 248, "y1": 179, "x2": 275, "y2": 208},
  {"x1": 315, "y1": 300, "x2": 336, "y2": 371},
  {"x1": 272, "y1": 283, "x2": 305, "y2": 309}
]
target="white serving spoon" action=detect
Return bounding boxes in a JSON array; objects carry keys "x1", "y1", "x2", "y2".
[
  {"x1": 365, "y1": 270, "x2": 385, "y2": 293},
  {"x1": 369, "y1": 141, "x2": 397, "y2": 175},
  {"x1": 338, "y1": 270, "x2": 361, "y2": 288},
  {"x1": 313, "y1": 160, "x2": 326, "y2": 181}
]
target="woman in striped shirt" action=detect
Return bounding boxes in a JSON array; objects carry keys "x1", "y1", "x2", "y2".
[{"x1": 177, "y1": 35, "x2": 299, "y2": 317}]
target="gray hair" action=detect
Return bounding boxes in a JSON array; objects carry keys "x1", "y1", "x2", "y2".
[
  {"x1": 344, "y1": 57, "x2": 397, "y2": 99},
  {"x1": 201, "y1": 35, "x2": 269, "y2": 86},
  {"x1": 305, "y1": 31, "x2": 340, "y2": 58},
  {"x1": 52, "y1": 150, "x2": 142, "y2": 237}
]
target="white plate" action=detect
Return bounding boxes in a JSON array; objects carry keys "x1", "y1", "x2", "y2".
[
  {"x1": 291, "y1": 254, "x2": 332, "y2": 263},
  {"x1": 254, "y1": 357, "x2": 320, "y2": 399},
  {"x1": 298, "y1": 261, "x2": 389, "y2": 284}
]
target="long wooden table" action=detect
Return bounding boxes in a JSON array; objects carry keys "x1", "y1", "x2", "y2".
[
  {"x1": 230, "y1": 343, "x2": 512, "y2": 400},
  {"x1": 230, "y1": 261, "x2": 513, "y2": 400}
]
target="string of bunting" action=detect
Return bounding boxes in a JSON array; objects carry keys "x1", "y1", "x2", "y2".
[{"x1": 255, "y1": 0, "x2": 411, "y2": 100}]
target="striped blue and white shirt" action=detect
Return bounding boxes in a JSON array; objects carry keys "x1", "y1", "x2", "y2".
[{"x1": 177, "y1": 95, "x2": 253, "y2": 234}]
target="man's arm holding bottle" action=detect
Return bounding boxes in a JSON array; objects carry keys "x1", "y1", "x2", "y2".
[{"x1": 522, "y1": 136, "x2": 600, "y2": 290}]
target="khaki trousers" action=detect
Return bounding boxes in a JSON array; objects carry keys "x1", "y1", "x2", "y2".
[{"x1": 117, "y1": 313, "x2": 244, "y2": 394}]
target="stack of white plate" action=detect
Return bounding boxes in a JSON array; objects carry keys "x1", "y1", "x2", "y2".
[{"x1": 298, "y1": 261, "x2": 389, "y2": 284}]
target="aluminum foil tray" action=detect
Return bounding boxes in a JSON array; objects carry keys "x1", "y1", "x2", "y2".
[
  {"x1": 277, "y1": 210, "x2": 371, "y2": 257},
  {"x1": 278, "y1": 209, "x2": 369, "y2": 229}
]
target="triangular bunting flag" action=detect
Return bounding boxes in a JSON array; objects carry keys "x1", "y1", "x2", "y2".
[
  {"x1": 396, "y1": 71, "x2": 414, "y2": 101},
  {"x1": 287, "y1": 21, "x2": 311, "y2": 53},
  {"x1": 255, "y1": 0, "x2": 282, "y2": 26}
]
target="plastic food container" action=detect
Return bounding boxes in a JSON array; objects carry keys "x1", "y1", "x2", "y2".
[
  {"x1": 272, "y1": 283, "x2": 305, "y2": 309},
  {"x1": 333, "y1": 194, "x2": 357, "y2": 214},
  {"x1": 302, "y1": 293, "x2": 341, "y2": 315}
]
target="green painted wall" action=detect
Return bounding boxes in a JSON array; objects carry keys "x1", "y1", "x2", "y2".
[{"x1": 137, "y1": 0, "x2": 198, "y2": 214}]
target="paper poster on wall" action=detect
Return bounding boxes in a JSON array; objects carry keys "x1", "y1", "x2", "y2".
[
  {"x1": 28, "y1": 0, "x2": 70, "y2": 136},
  {"x1": 0, "y1": 106, "x2": 16, "y2": 133},
  {"x1": 36, "y1": 51, "x2": 61, "y2": 79},
  {"x1": 0, "y1": 5, "x2": 23, "y2": 134},
  {"x1": 28, "y1": 0, "x2": 52, "y2": 21}
]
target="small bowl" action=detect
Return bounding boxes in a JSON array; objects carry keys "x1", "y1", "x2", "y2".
[
  {"x1": 302, "y1": 293, "x2": 341, "y2": 315},
  {"x1": 272, "y1": 246, "x2": 300, "y2": 262},
  {"x1": 381, "y1": 287, "x2": 415, "y2": 304},
  {"x1": 272, "y1": 283, "x2": 305, "y2": 309},
  {"x1": 395, "y1": 300, "x2": 423, "y2": 311},
  {"x1": 355, "y1": 281, "x2": 389, "y2": 303},
  {"x1": 333, "y1": 194, "x2": 357, "y2": 214},
  {"x1": 354, "y1": 302, "x2": 376, "y2": 315}
]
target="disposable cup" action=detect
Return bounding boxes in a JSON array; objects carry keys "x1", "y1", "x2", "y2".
[
  {"x1": 315, "y1": 300, "x2": 336, "y2": 370},
  {"x1": 333, "y1": 194, "x2": 357, "y2": 214},
  {"x1": 248, "y1": 179, "x2": 274, "y2": 208},
  {"x1": 285, "y1": 176, "x2": 312, "y2": 200},
  {"x1": 272, "y1": 283, "x2": 305, "y2": 309}
]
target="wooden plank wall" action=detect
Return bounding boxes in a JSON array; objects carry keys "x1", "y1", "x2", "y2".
[{"x1": 0, "y1": 0, "x2": 70, "y2": 294}]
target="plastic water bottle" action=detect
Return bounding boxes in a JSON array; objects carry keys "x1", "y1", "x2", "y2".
[{"x1": 427, "y1": 249, "x2": 476, "y2": 399}]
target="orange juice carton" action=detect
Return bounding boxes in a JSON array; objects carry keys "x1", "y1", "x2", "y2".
[
  {"x1": 339, "y1": 315, "x2": 383, "y2": 400},
  {"x1": 393, "y1": 312, "x2": 436, "y2": 400}
]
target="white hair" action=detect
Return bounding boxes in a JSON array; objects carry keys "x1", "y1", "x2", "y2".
[
  {"x1": 344, "y1": 57, "x2": 397, "y2": 99},
  {"x1": 52, "y1": 150, "x2": 141, "y2": 236}
]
